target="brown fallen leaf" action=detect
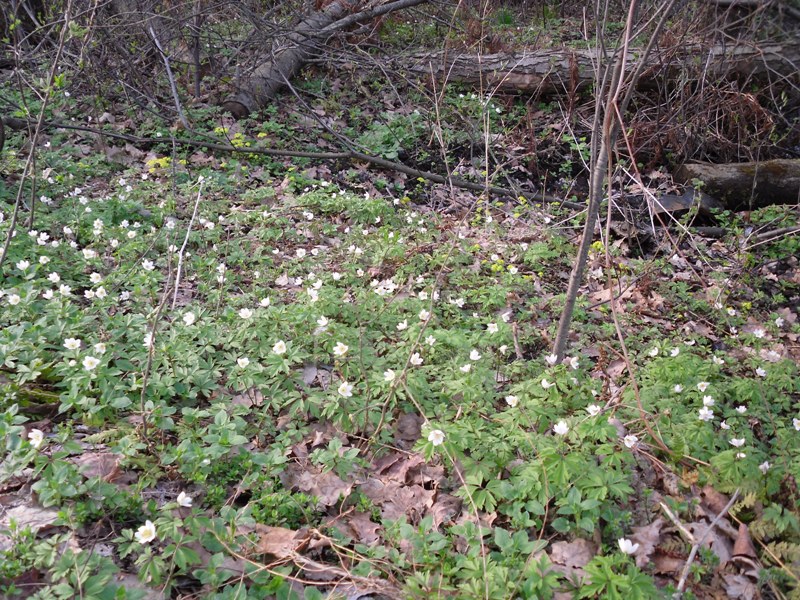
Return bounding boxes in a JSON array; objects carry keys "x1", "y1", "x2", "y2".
[
  {"x1": 549, "y1": 538, "x2": 596, "y2": 580},
  {"x1": 346, "y1": 512, "x2": 381, "y2": 546},
  {"x1": 70, "y1": 452, "x2": 122, "y2": 482},
  {"x1": 722, "y1": 573, "x2": 759, "y2": 600},
  {"x1": 732, "y1": 523, "x2": 756, "y2": 557},
  {"x1": 652, "y1": 552, "x2": 684, "y2": 574},
  {"x1": 686, "y1": 521, "x2": 733, "y2": 564},
  {"x1": 254, "y1": 524, "x2": 307, "y2": 558},
  {"x1": 630, "y1": 517, "x2": 664, "y2": 568}
]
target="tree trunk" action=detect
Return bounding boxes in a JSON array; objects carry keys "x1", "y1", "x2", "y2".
[
  {"x1": 223, "y1": 0, "x2": 428, "y2": 118},
  {"x1": 675, "y1": 159, "x2": 800, "y2": 209},
  {"x1": 223, "y1": 1, "x2": 351, "y2": 119},
  {"x1": 403, "y1": 39, "x2": 800, "y2": 95}
]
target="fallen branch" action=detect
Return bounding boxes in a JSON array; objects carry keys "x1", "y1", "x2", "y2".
[{"x1": 2, "y1": 116, "x2": 578, "y2": 208}]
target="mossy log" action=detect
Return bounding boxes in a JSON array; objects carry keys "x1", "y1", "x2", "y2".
[{"x1": 675, "y1": 159, "x2": 800, "y2": 210}]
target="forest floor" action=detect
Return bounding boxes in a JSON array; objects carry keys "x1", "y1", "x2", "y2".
[{"x1": 1, "y1": 6, "x2": 800, "y2": 599}]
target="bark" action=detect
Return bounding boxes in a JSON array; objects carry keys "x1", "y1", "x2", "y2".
[
  {"x1": 223, "y1": 0, "x2": 428, "y2": 118},
  {"x1": 675, "y1": 159, "x2": 800, "y2": 209},
  {"x1": 403, "y1": 39, "x2": 800, "y2": 95},
  {"x1": 223, "y1": 1, "x2": 350, "y2": 119}
]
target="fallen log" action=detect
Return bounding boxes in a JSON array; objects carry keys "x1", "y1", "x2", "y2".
[
  {"x1": 675, "y1": 159, "x2": 800, "y2": 209},
  {"x1": 223, "y1": 0, "x2": 428, "y2": 118},
  {"x1": 401, "y1": 39, "x2": 800, "y2": 95}
]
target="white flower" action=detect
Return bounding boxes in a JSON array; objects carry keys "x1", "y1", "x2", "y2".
[
  {"x1": 64, "y1": 338, "x2": 81, "y2": 350},
  {"x1": 183, "y1": 312, "x2": 196, "y2": 326},
  {"x1": 460, "y1": 364, "x2": 471, "y2": 373},
  {"x1": 273, "y1": 340, "x2": 287, "y2": 355},
  {"x1": 735, "y1": 452, "x2": 746, "y2": 459},
  {"x1": 648, "y1": 347, "x2": 659, "y2": 357},
  {"x1": 756, "y1": 367, "x2": 766, "y2": 378},
  {"x1": 94, "y1": 343, "x2": 106, "y2": 354},
  {"x1": 793, "y1": 418, "x2": 800, "y2": 431},
  {"x1": 697, "y1": 382, "x2": 710, "y2": 392},
  {"x1": 553, "y1": 420, "x2": 569, "y2": 436},
  {"x1": 702, "y1": 396, "x2": 715, "y2": 407},
  {"x1": 674, "y1": 384, "x2": 683, "y2": 393},
  {"x1": 28, "y1": 429, "x2": 44, "y2": 449},
  {"x1": 332, "y1": 272, "x2": 342, "y2": 281},
  {"x1": 142, "y1": 259, "x2": 155, "y2": 271},
  {"x1": 545, "y1": 353, "x2": 558, "y2": 365},
  {"x1": 259, "y1": 297, "x2": 271, "y2": 307},
  {"x1": 48, "y1": 272, "x2": 60, "y2": 283},
  {"x1": 623, "y1": 434, "x2": 639, "y2": 448},
  {"x1": 134, "y1": 520, "x2": 157, "y2": 544},
  {"x1": 316, "y1": 315, "x2": 328, "y2": 329},
  {"x1": 587, "y1": 404, "x2": 601, "y2": 416},
  {"x1": 727, "y1": 307, "x2": 737, "y2": 316},
  {"x1": 82, "y1": 248, "x2": 97, "y2": 259},
  {"x1": 670, "y1": 348, "x2": 680, "y2": 357},
  {"x1": 396, "y1": 319, "x2": 408, "y2": 331},
  {"x1": 498, "y1": 345, "x2": 508, "y2": 355},
  {"x1": 720, "y1": 420, "x2": 731, "y2": 430},
  {"x1": 427, "y1": 429, "x2": 445, "y2": 446},
  {"x1": 425, "y1": 335, "x2": 436, "y2": 346},
  {"x1": 16, "y1": 260, "x2": 30, "y2": 270},
  {"x1": 95, "y1": 286, "x2": 107, "y2": 299},
  {"x1": 775, "y1": 317, "x2": 784, "y2": 328},
  {"x1": 84, "y1": 289, "x2": 96, "y2": 299},
  {"x1": 487, "y1": 323, "x2": 498, "y2": 334},
  {"x1": 698, "y1": 407, "x2": 714, "y2": 422},
  {"x1": 143, "y1": 332, "x2": 154, "y2": 349},
  {"x1": 541, "y1": 379, "x2": 555, "y2": 389},
  {"x1": 383, "y1": 369, "x2": 396, "y2": 383},
  {"x1": 505, "y1": 395, "x2": 518, "y2": 407},
  {"x1": 8, "y1": 294, "x2": 21, "y2": 306},
  {"x1": 338, "y1": 381, "x2": 354, "y2": 397},
  {"x1": 469, "y1": 349, "x2": 481, "y2": 361},
  {"x1": 39, "y1": 256, "x2": 50, "y2": 264},
  {"x1": 712, "y1": 356, "x2": 725, "y2": 365},
  {"x1": 89, "y1": 272, "x2": 102, "y2": 284},
  {"x1": 42, "y1": 289, "x2": 54, "y2": 300},
  {"x1": 410, "y1": 353, "x2": 423, "y2": 366},
  {"x1": 333, "y1": 342, "x2": 349, "y2": 357},
  {"x1": 736, "y1": 405, "x2": 747, "y2": 414},
  {"x1": 127, "y1": 230, "x2": 137, "y2": 239},
  {"x1": 568, "y1": 356, "x2": 579, "y2": 370},
  {"x1": 237, "y1": 357, "x2": 250, "y2": 369},
  {"x1": 618, "y1": 538, "x2": 639, "y2": 555},
  {"x1": 759, "y1": 461, "x2": 771, "y2": 474},
  {"x1": 418, "y1": 309, "x2": 430, "y2": 321},
  {"x1": 82, "y1": 356, "x2": 100, "y2": 371},
  {"x1": 729, "y1": 438, "x2": 745, "y2": 448},
  {"x1": 418, "y1": 291, "x2": 428, "y2": 301},
  {"x1": 238, "y1": 308, "x2": 253, "y2": 319},
  {"x1": 752, "y1": 328, "x2": 765, "y2": 339}
]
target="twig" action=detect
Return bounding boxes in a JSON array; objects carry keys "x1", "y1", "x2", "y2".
[
  {"x1": 674, "y1": 488, "x2": 740, "y2": 597},
  {"x1": 171, "y1": 178, "x2": 204, "y2": 309},
  {"x1": 659, "y1": 501, "x2": 697, "y2": 544},
  {"x1": 148, "y1": 26, "x2": 190, "y2": 130}
]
